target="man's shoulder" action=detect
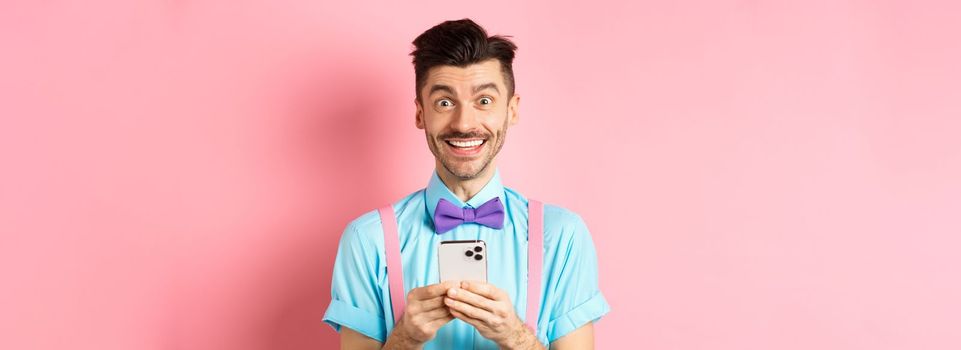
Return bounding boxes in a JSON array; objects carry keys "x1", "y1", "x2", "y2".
[
  {"x1": 542, "y1": 203, "x2": 588, "y2": 231},
  {"x1": 503, "y1": 187, "x2": 590, "y2": 233},
  {"x1": 343, "y1": 209, "x2": 382, "y2": 236},
  {"x1": 342, "y1": 188, "x2": 426, "y2": 238},
  {"x1": 534, "y1": 201, "x2": 597, "y2": 258}
]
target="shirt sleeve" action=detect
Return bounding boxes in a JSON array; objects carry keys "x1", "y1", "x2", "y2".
[
  {"x1": 322, "y1": 217, "x2": 389, "y2": 342},
  {"x1": 542, "y1": 207, "x2": 611, "y2": 344}
]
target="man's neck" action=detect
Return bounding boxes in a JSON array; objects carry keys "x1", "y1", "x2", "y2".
[{"x1": 435, "y1": 163, "x2": 496, "y2": 203}]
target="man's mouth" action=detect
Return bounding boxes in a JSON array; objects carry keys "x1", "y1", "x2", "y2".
[{"x1": 444, "y1": 138, "x2": 487, "y2": 155}]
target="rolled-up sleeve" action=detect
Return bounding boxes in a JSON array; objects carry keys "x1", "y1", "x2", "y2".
[
  {"x1": 542, "y1": 208, "x2": 611, "y2": 344},
  {"x1": 322, "y1": 220, "x2": 388, "y2": 342}
]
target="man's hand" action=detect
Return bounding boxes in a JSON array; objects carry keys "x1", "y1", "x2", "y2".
[
  {"x1": 444, "y1": 281, "x2": 546, "y2": 350},
  {"x1": 383, "y1": 281, "x2": 457, "y2": 349}
]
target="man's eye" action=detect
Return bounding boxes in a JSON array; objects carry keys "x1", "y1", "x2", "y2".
[
  {"x1": 479, "y1": 97, "x2": 492, "y2": 105},
  {"x1": 437, "y1": 99, "x2": 453, "y2": 107}
]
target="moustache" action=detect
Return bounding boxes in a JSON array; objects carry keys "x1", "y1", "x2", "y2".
[{"x1": 439, "y1": 132, "x2": 490, "y2": 140}]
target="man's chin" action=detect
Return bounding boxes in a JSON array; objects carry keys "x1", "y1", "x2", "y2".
[
  {"x1": 448, "y1": 169, "x2": 482, "y2": 180},
  {"x1": 441, "y1": 160, "x2": 488, "y2": 180}
]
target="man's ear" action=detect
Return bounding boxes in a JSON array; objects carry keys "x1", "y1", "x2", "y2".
[
  {"x1": 508, "y1": 93, "x2": 520, "y2": 126},
  {"x1": 415, "y1": 97, "x2": 425, "y2": 129}
]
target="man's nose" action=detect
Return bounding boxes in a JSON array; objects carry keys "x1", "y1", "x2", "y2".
[{"x1": 450, "y1": 105, "x2": 479, "y2": 132}]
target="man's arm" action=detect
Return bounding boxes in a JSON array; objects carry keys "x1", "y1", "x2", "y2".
[
  {"x1": 341, "y1": 326, "x2": 426, "y2": 350},
  {"x1": 341, "y1": 326, "x2": 422, "y2": 350},
  {"x1": 341, "y1": 327, "x2": 382, "y2": 350},
  {"x1": 550, "y1": 323, "x2": 594, "y2": 349}
]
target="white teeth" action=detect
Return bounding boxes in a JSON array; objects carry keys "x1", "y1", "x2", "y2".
[{"x1": 447, "y1": 139, "x2": 484, "y2": 148}]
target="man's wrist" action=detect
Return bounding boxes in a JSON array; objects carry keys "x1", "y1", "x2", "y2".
[
  {"x1": 497, "y1": 319, "x2": 543, "y2": 350},
  {"x1": 382, "y1": 320, "x2": 424, "y2": 350}
]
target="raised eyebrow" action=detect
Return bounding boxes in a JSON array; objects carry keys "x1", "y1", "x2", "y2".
[
  {"x1": 472, "y1": 83, "x2": 499, "y2": 95},
  {"x1": 428, "y1": 84, "x2": 455, "y2": 97}
]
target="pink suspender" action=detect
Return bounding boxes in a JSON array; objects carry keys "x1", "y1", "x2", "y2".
[
  {"x1": 526, "y1": 199, "x2": 544, "y2": 332},
  {"x1": 379, "y1": 199, "x2": 544, "y2": 332},
  {"x1": 378, "y1": 206, "x2": 405, "y2": 323}
]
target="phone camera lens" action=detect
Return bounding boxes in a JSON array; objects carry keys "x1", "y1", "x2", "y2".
[
  {"x1": 474, "y1": 246, "x2": 483, "y2": 252},
  {"x1": 474, "y1": 254, "x2": 483, "y2": 261},
  {"x1": 465, "y1": 250, "x2": 474, "y2": 257}
]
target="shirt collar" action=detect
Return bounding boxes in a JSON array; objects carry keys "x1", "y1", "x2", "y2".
[{"x1": 425, "y1": 168, "x2": 506, "y2": 223}]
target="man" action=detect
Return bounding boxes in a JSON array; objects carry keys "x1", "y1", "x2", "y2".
[{"x1": 323, "y1": 19, "x2": 609, "y2": 349}]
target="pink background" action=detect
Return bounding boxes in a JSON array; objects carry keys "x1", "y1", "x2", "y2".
[{"x1": 2, "y1": 0, "x2": 960, "y2": 349}]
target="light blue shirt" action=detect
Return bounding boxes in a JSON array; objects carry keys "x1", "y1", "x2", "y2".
[{"x1": 323, "y1": 169, "x2": 610, "y2": 348}]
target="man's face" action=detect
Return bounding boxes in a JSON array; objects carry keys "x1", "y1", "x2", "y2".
[{"x1": 416, "y1": 59, "x2": 520, "y2": 180}]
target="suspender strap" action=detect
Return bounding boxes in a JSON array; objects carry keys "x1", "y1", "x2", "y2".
[
  {"x1": 526, "y1": 199, "x2": 544, "y2": 332},
  {"x1": 379, "y1": 206, "x2": 405, "y2": 323}
]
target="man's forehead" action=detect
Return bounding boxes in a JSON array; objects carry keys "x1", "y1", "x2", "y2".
[{"x1": 424, "y1": 60, "x2": 505, "y2": 93}]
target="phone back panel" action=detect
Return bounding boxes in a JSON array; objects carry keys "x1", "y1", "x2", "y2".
[{"x1": 438, "y1": 240, "x2": 487, "y2": 283}]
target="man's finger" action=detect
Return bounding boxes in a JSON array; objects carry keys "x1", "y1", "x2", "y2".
[
  {"x1": 445, "y1": 295, "x2": 495, "y2": 323},
  {"x1": 449, "y1": 308, "x2": 486, "y2": 330},
  {"x1": 460, "y1": 280, "x2": 506, "y2": 301},
  {"x1": 415, "y1": 295, "x2": 446, "y2": 311},
  {"x1": 425, "y1": 314, "x2": 455, "y2": 330},
  {"x1": 447, "y1": 287, "x2": 496, "y2": 313},
  {"x1": 410, "y1": 281, "x2": 457, "y2": 300},
  {"x1": 417, "y1": 305, "x2": 451, "y2": 322}
]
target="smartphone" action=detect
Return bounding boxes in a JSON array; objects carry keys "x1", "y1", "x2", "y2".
[{"x1": 438, "y1": 240, "x2": 488, "y2": 283}]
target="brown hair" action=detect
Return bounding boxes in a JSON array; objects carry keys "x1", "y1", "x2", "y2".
[{"x1": 411, "y1": 19, "x2": 518, "y2": 102}]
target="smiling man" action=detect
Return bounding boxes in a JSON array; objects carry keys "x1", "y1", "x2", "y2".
[{"x1": 323, "y1": 19, "x2": 609, "y2": 349}]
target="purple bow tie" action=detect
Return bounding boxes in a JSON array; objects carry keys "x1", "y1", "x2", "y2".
[{"x1": 433, "y1": 197, "x2": 505, "y2": 234}]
